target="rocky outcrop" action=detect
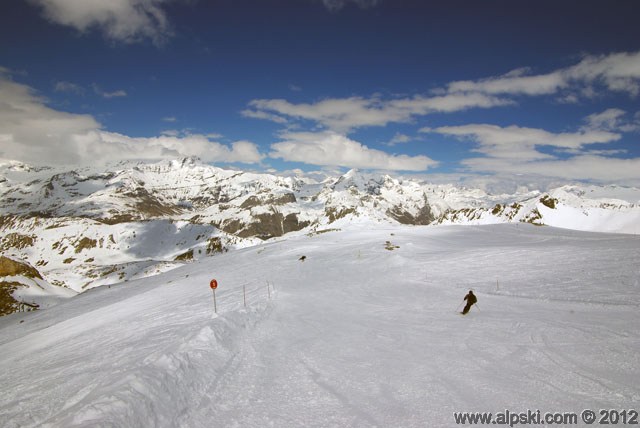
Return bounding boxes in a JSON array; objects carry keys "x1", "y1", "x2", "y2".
[
  {"x1": 0, "y1": 256, "x2": 44, "y2": 316},
  {"x1": 220, "y1": 211, "x2": 310, "y2": 240},
  {"x1": 0, "y1": 233, "x2": 35, "y2": 251},
  {"x1": 386, "y1": 199, "x2": 435, "y2": 225},
  {"x1": 0, "y1": 256, "x2": 43, "y2": 279}
]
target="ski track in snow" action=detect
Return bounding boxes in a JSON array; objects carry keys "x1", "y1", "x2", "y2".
[{"x1": 0, "y1": 224, "x2": 639, "y2": 427}]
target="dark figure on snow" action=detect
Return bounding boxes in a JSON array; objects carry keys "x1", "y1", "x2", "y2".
[{"x1": 461, "y1": 290, "x2": 477, "y2": 315}]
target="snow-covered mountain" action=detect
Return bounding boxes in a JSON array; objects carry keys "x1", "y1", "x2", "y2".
[
  {"x1": 1, "y1": 157, "x2": 639, "y2": 314},
  {"x1": 435, "y1": 185, "x2": 640, "y2": 234}
]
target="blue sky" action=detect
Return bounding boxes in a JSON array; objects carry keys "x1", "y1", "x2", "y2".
[{"x1": 1, "y1": 0, "x2": 639, "y2": 189}]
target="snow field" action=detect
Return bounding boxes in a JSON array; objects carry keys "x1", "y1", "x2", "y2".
[{"x1": 0, "y1": 223, "x2": 639, "y2": 427}]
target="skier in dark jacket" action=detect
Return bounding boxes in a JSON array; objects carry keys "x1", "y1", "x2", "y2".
[{"x1": 461, "y1": 290, "x2": 477, "y2": 315}]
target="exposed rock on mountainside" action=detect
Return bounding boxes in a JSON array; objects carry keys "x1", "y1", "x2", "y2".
[
  {"x1": 0, "y1": 256, "x2": 43, "y2": 279},
  {"x1": 0, "y1": 256, "x2": 45, "y2": 315},
  {"x1": 386, "y1": 200, "x2": 435, "y2": 225}
]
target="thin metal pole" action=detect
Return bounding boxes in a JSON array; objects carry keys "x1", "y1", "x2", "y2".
[{"x1": 212, "y1": 289, "x2": 217, "y2": 314}]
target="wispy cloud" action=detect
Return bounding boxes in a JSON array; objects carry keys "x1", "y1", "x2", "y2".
[
  {"x1": 245, "y1": 50, "x2": 640, "y2": 135},
  {"x1": 446, "y1": 67, "x2": 566, "y2": 96},
  {"x1": 269, "y1": 131, "x2": 437, "y2": 171},
  {"x1": 28, "y1": 0, "x2": 174, "y2": 45},
  {"x1": 241, "y1": 108, "x2": 290, "y2": 125},
  {"x1": 461, "y1": 155, "x2": 640, "y2": 183},
  {"x1": 423, "y1": 121, "x2": 640, "y2": 183},
  {"x1": 582, "y1": 108, "x2": 640, "y2": 133},
  {"x1": 162, "y1": 116, "x2": 177, "y2": 123},
  {"x1": 446, "y1": 51, "x2": 640, "y2": 99},
  {"x1": 429, "y1": 124, "x2": 620, "y2": 161},
  {"x1": 54, "y1": 80, "x2": 85, "y2": 96},
  {"x1": 244, "y1": 93, "x2": 510, "y2": 133},
  {"x1": 98, "y1": 132, "x2": 264, "y2": 164},
  {"x1": 385, "y1": 133, "x2": 412, "y2": 147},
  {"x1": 92, "y1": 83, "x2": 127, "y2": 99}
]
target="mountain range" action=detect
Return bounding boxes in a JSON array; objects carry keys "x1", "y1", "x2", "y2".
[{"x1": 1, "y1": 157, "x2": 639, "y2": 315}]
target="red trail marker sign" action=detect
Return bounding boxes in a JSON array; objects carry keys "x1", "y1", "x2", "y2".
[{"x1": 210, "y1": 279, "x2": 218, "y2": 313}]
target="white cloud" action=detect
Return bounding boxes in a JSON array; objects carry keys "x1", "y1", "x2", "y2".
[
  {"x1": 54, "y1": 81, "x2": 85, "y2": 96},
  {"x1": 461, "y1": 155, "x2": 640, "y2": 184},
  {"x1": 406, "y1": 171, "x2": 571, "y2": 195},
  {"x1": 92, "y1": 84, "x2": 127, "y2": 98},
  {"x1": 385, "y1": 133, "x2": 411, "y2": 147},
  {"x1": 244, "y1": 50, "x2": 640, "y2": 135},
  {"x1": 29, "y1": 0, "x2": 173, "y2": 45},
  {"x1": 244, "y1": 93, "x2": 510, "y2": 133},
  {"x1": 162, "y1": 116, "x2": 177, "y2": 122},
  {"x1": 555, "y1": 93, "x2": 580, "y2": 104},
  {"x1": 54, "y1": 80, "x2": 130, "y2": 99},
  {"x1": 447, "y1": 51, "x2": 640, "y2": 99},
  {"x1": 0, "y1": 74, "x2": 263, "y2": 166},
  {"x1": 431, "y1": 124, "x2": 620, "y2": 161},
  {"x1": 447, "y1": 69, "x2": 566, "y2": 96},
  {"x1": 240, "y1": 108, "x2": 289, "y2": 125},
  {"x1": 426, "y1": 122, "x2": 640, "y2": 184},
  {"x1": 0, "y1": 74, "x2": 101, "y2": 164},
  {"x1": 269, "y1": 131, "x2": 437, "y2": 171},
  {"x1": 95, "y1": 132, "x2": 264, "y2": 164},
  {"x1": 583, "y1": 108, "x2": 640, "y2": 133},
  {"x1": 102, "y1": 89, "x2": 127, "y2": 98},
  {"x1": 566, "y1": 51, "x2": 640, "y2": 96}
]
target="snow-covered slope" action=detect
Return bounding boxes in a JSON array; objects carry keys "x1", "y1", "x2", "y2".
[{"x1": 0, "y1": 224, "x2": 638, "y2": 426}]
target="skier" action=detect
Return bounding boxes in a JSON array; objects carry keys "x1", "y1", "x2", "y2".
[{"x1": 461, "y1": 290, "x2": 477, "y2": 315}]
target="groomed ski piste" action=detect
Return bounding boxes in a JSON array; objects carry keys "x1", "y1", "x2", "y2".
[{"x1": 0, "y1": 223, "x2": 639, "y2": 427}]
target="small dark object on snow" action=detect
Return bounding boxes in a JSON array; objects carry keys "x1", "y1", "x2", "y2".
[
  {"x1": 461, "y1": 290, "x2": 477, "y2": 315},
  {"x1": 299, "y1": 255, "x2": 306, "y2": 262}
]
